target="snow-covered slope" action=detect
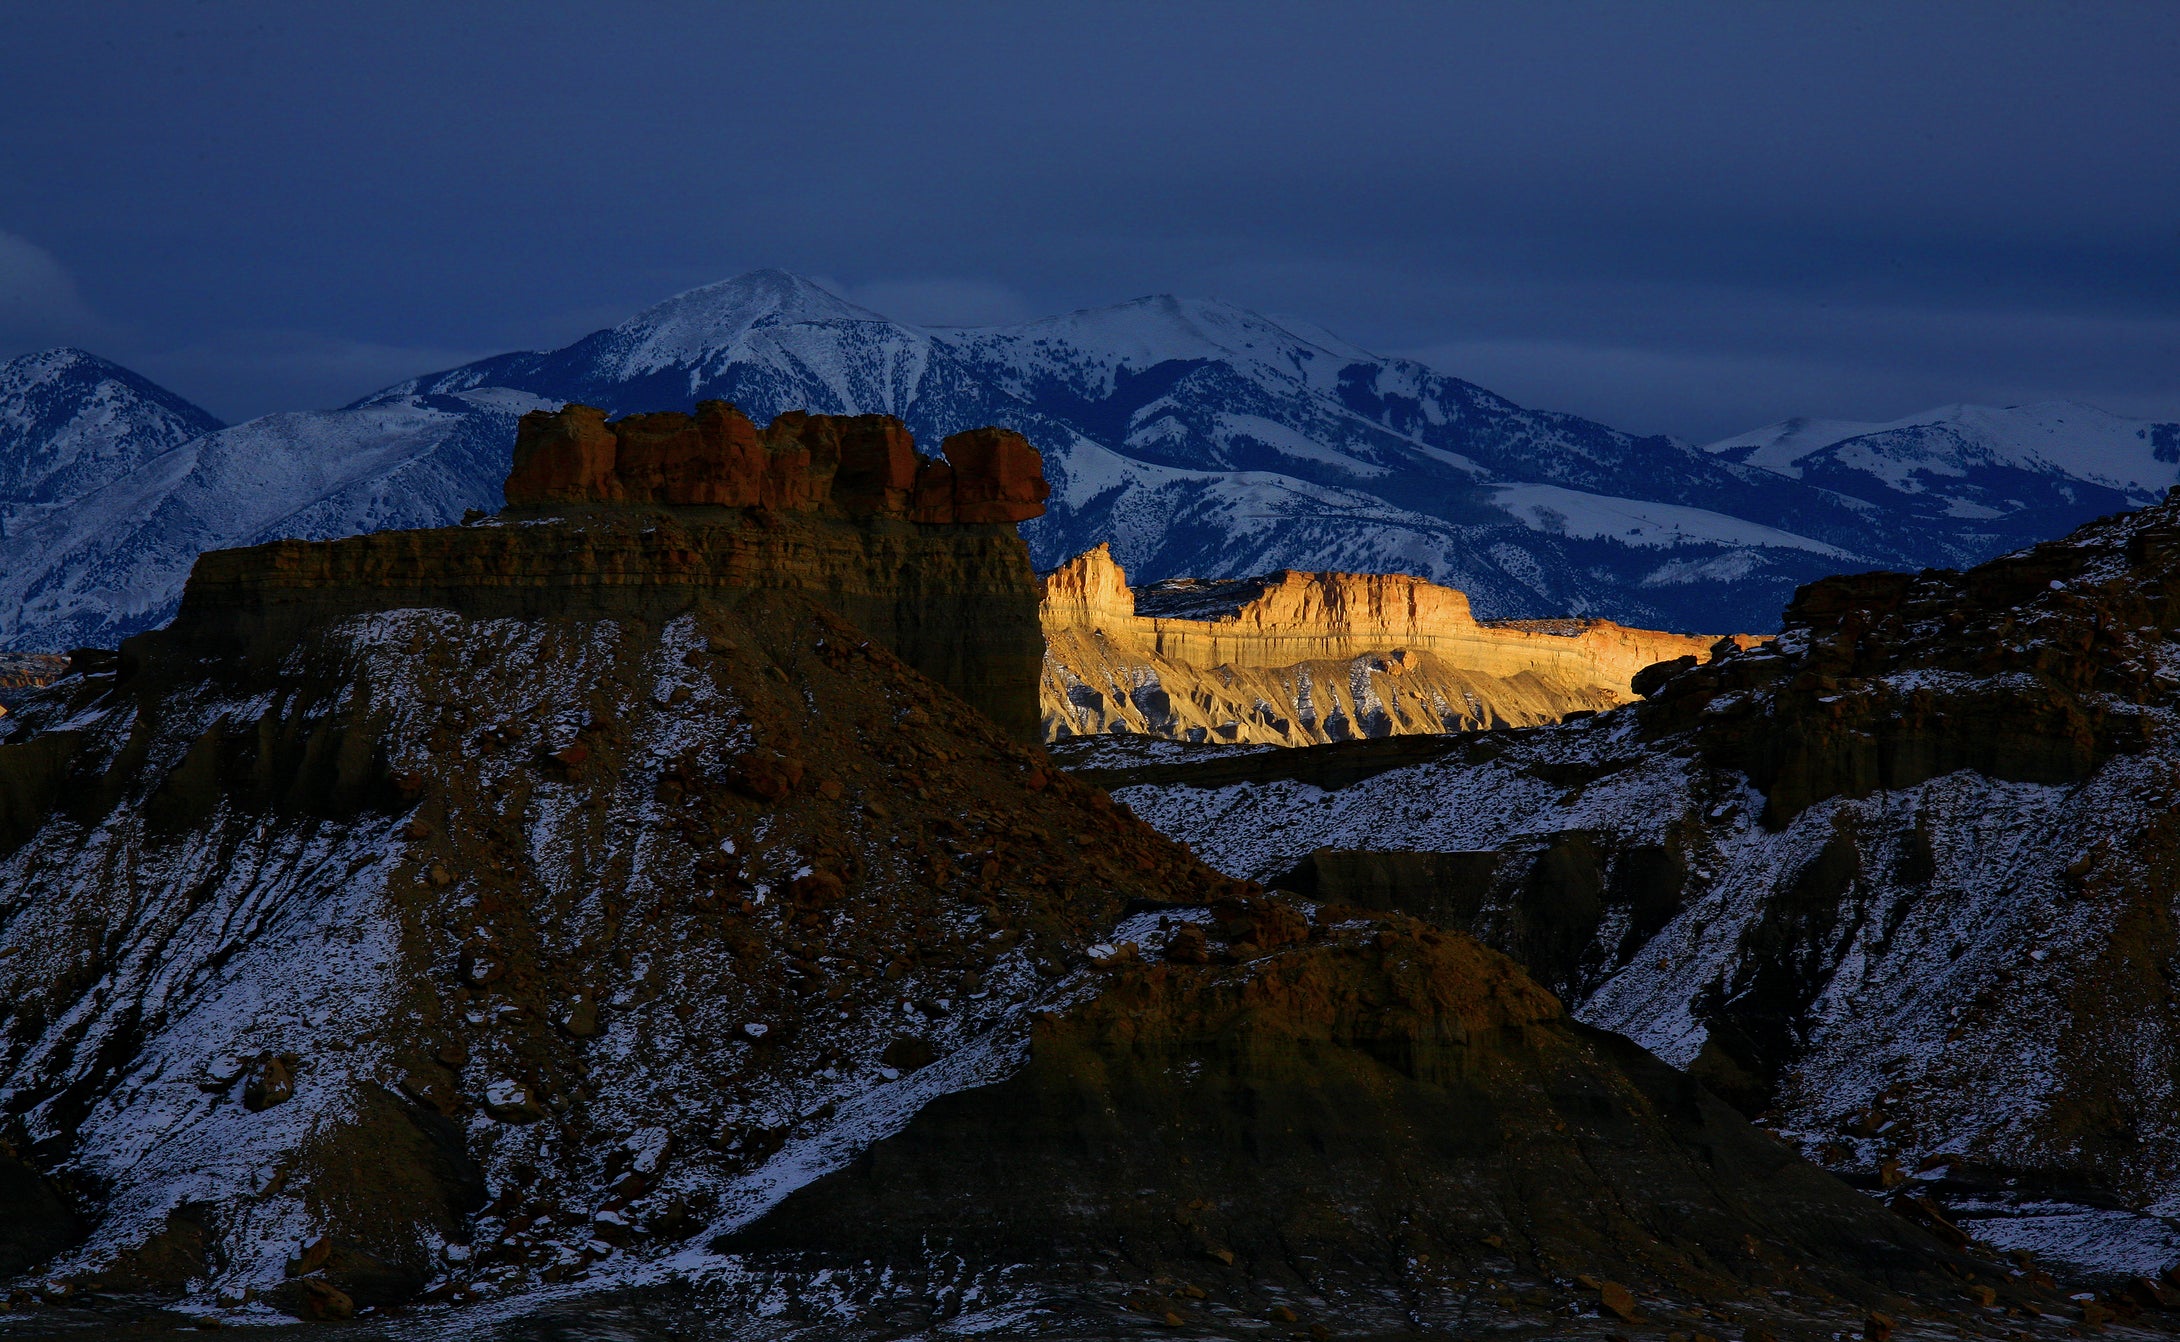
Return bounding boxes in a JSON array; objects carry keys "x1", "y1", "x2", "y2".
[
  {"x1": 7, "y1": 271, "x2": 2177, "y2": 650},
  {"x1": 1104, "y1": 495, "x2": 2180, "y2": 1278},
  {"x1": 0, "y1": 348, "x2": 222, "y2": 532},
  {"x1": 0, "y1": 390, "x2": 548, "y2": 649},
  {"x1": 0, "y1": 502, "x2": 2053, "y2": 1331},
  {"x1": 1706, "y1": 402, "x2": 2180, "y2": 535}
]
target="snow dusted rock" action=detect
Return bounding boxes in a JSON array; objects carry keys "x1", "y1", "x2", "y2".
[
  {"x1": 1107, "y1": 488, "x2": 2180, "y2": 1281},
  {"x1": 0, "y1": 475, "x2": 1203, "y2": 1315},
  {"x1": 0, "y1": 411, "x2": 2030, "y2": 1335},
  {"x1": 1038, "y1": 542, "x2": 1733, "y2": 744}
]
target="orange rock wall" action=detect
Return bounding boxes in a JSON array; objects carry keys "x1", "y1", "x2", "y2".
[{"x1": 505, "y1": 403, "x2": 1050, "y2": 524}]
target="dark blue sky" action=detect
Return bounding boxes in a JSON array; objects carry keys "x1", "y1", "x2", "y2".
[{"x1": 2, "y1": 2, "x2": 2175, "y2": 440}]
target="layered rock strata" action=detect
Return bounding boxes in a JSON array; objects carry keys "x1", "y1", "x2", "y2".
[
  {"x1": 1105, "y1": 490, "x2": 2180, "y2": 1286},
  {"x1": 1039, "y1": 543, "x2": 1732, "y2": 744},
  {"x1": 0, "y1": 418, "x2": 2038, "y2": 1334},
  {"x1": 162, "y1": 405, "x2": 1049, "y2": 742}
]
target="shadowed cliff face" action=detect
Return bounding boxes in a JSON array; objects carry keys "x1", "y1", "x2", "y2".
[
  {"x1": 161, "y1": 509, "x2": 1044, "y2": 745},
  {"x1": 0, "y1": 560, "x2": 1225, "y2": 1318},
  {"x1": 1039, "y1": 544, "x2": 1734, "y2": 745},
  {"x1": 0, "y1": 417, "x2": 2044, "y2": 1336},
  {"x1": 1110, "y1": 490, "x2": 2180, "y2": 1283},
  {"x1": 721, "y1": 924, "x2": 2023, "y2": 1339},
  {"x1": 153, "y1": 404, "x2": 1051, "y2": 744}
]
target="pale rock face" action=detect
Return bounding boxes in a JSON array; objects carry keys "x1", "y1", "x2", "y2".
[{"x1": 1038, "y1": 544, "x2": 1727, "y2": 744}]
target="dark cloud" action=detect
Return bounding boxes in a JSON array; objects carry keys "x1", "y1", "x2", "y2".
[
  {"x1": 0, "y1": 230, "x2": 100, "y2": 350},
  {"x1": 0, "y1": 1, "x2": 2173, "y2": 436}
]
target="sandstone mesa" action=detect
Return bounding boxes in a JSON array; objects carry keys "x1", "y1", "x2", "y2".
[{"x1": 1039, "y1": 542, "x2": 1745, "y2": 745}]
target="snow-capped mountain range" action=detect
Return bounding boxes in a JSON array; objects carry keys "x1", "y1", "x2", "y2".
[{"x1": 3, "y1": 270, "x2": 2176, "y2": 649}]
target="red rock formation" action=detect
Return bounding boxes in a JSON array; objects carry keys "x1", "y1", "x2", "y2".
[
  {"x1": 503, "y1": 402, "x2": 1048, "y2": 524},
  {"x1": 505, "y1": 403, "x2": 621, "y2": 504},
  {"x1": 934, "y1": 426, "x2": 1050, "y2": 523},
  {"x1": 829, "y1": 416, "x2": 920, "y2": 516}
]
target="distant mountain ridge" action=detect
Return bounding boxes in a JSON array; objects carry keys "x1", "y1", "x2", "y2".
[
  {"x1": 2, "y1": 270, "x2": 2176, "y2": 650},
  {"x1": 1705, "y1": 401, "x2": 2180, "y2": 539}
]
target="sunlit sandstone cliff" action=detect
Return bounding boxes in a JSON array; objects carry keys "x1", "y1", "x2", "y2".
[{"x1": 1039, "y1": 544, "x2": 1735, "y2": 744}]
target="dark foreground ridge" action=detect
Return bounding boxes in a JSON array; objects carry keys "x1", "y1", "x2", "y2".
[{"x1": 0, "y1": 407, "x2": 2122, "y2": 1337}]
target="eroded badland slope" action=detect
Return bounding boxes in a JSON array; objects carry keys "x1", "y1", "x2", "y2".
[
  {"x1": 0, "y1": 404, "x2": 2106, "y2": 1338},
  {"x1": 1108, "y1": 487, "x2": 2180, "y2": 1289}
]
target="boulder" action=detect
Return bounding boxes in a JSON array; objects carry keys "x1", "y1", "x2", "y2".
[
  {"x1": 607, "y1": 410, "x2": 699, "y2": 502},
  {"x1": 759, "y1": 411, "x2": 829, "y2": 511},
  {"x1": 243, "y1": 1053, "x2": 296, "y2": 1111},
  {"x1": 828, "y1": 415, "x2": 920, "y2": 517},
  {"x1": 506, "y1": 404, "x2": 620, "y2": 506},
  {"x1": 941, "y1": 427, "x2": 1050, "y2": 523},
  {"x1": 692, "y1": 400, "x2": 768, "y2": 505}
]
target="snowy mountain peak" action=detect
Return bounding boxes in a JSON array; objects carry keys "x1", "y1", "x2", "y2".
[
  {"x1": 2, "y1": 347, "x2": 208, "y2": 407},
  {"x1": 0, "y1": 347, "x2": 222, "y2": 512},
  {"x1": 3, "y1": 346, "x2": 117, "y2": 386},
  {"x1": 607, "y1": 269, "x2": 891, "y2": 375},
  {"x1": 937, "y1": 292, "x2": 1379, "y2": 402}
]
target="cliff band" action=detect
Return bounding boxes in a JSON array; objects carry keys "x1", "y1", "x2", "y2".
[{"x1": 1039, "y1": 543, "x2": 1736, "y2": 744}]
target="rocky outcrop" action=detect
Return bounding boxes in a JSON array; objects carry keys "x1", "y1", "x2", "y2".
[
  {"x1": 166, "y1": 511, "x2": 1040, "y2": 744},
  {"x1": 0, "y1": 417, "x2": 2039, "y2": 1334},
  {"x1": 504, "y1": 402, "x2": 1049, "y2": 522},
  {"x1": 1039, "y1": 544, "x2": 1735, "y2": 744},
  {"x1": 159, "y1": 405, "x2": 1049, "y2": 743},
  {"x1": 1638, "y1": 517, "x2": 2180, "y2": 824},
  {"x1": 1107, "y1": 490, "x2": 2180, "y2": 1284},
  {"x1": 726, "y1": 918, "x2": 2013, "y2": 1337}
]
